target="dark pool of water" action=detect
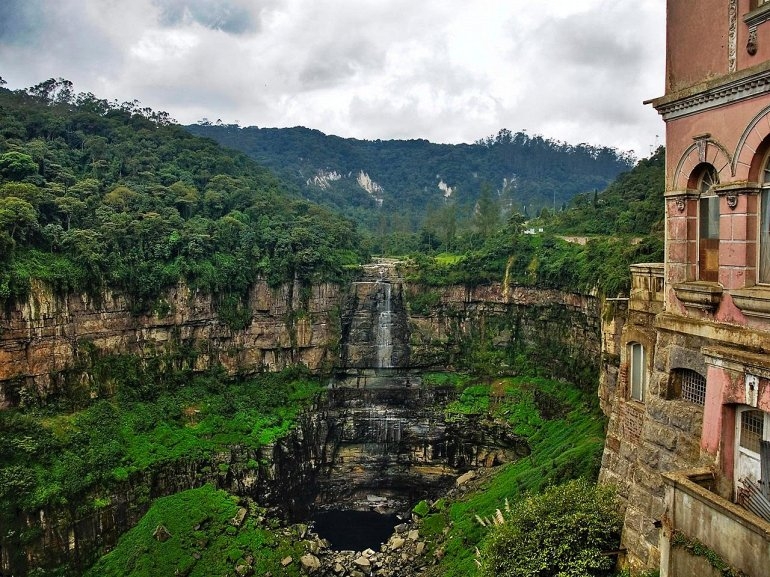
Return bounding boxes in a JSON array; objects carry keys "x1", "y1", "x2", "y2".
[{"x1": 310, "y1": 509, "x2": 400, "y2": 552}]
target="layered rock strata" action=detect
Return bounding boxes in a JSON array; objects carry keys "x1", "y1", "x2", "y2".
[{"x1": 0, "y1": 280, "x2": 340, "y2": 407}]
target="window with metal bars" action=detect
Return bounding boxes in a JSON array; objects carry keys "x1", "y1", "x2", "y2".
[
  {"x1": 667, "y1": 368, "x2": 706, "y2": 405},
  {"x1": 682, "y1": 370, "x2": 706, "y2": 405},
  {"x1": 740, "y1": 409, "x2": 765, "y2": 453}
]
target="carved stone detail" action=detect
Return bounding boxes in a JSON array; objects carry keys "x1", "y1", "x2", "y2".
[
  {"x1": 748, "y1": 25, "x2": 758, "y2": 56},
  {"x1": 653, "y1": 68, "x2": 770, "y2": 120},
  {"x1": 675, "y1": 198, "x2": 686, "y2": 213},
  {"x1": 730, "y1": 0, "x2": 738, "y2": 70},
  {"x1": 697, "y1": 138, "x2": 707, "y2": 163},
  {"x1": 727, "y1": 194, "x2": 738, "y2": 209}
]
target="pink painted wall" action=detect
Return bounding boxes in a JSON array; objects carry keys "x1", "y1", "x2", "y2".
[
  {"x1": 667, "y1": 1, "x2": 770, "y2": 93},
  {"x1": 664, "y1": 97, "x2": 770, "y2": 191},
  {"x1": 737, "y1": 0, "x2": 770, "y2": 70},
  {"x1": 666, "y1": 0, "x2": 729, "y2": 93}
]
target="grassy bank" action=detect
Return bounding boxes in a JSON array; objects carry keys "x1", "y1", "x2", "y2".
[
  {"x1": 419, "y1": 375, "x2": 606, "y2": 576},
  {"x1": 84, "y1": 484, "x2": 309, "y2": 577}
]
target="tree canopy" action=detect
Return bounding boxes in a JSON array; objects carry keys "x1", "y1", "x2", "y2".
[
  {"x1": 186, "y1": 124, "x2": 635, "y2": 244},
  {"x1": 0, "y1": 79, "x2": 367, "y2": 310},
  {"x1": 480, "y1": 479, "x2": 622, "y2": 577}
]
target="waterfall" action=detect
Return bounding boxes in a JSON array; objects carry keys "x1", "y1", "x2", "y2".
[
  {"x1": 340, "y1": 259, "x2": 407, "y2": 372},
  {"x1": 375, "y1": 281, "x2": 393, "y2": 368}
]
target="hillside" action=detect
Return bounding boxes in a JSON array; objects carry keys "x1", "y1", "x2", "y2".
[
  {"x1": 549, "y1": 146, "x2": 665, "y2": 236},
  {"x1": 0, "y1": 79, "x2": 366, "y2": 311},
  {"x1": 185, "y1": 124, "x2": 634, "y2": 235},
  {"x1": 405, "y1": 148, "x2": 665, "y2": 296}
]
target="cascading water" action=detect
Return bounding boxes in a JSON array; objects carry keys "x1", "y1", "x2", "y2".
[
  {"x1": 310, "y1": 260, "x2": 524, "y2": 553},
  {"x1": 375, "y1": 280, "x2": 393, "y2": 369},
  {"x1": 340, "y1": 262, "x2": 408, "y2": 372}
]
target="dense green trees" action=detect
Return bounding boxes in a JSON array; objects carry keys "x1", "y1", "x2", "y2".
[
  {"x1": 549, "y1": 147, "x2": 665, "y2": 236},
  {"x1": 186, "y1": 124, "x2": 634, "y2": 243},
  {"x1": 480, "y1": 479, "x2": 622, "y2": 577},
  {"x1": 405, "y1": 148, "x2": 665, "y2": 296},
  {"x1": 0, "y1": 80, "x2": 367, "y2": 308}
]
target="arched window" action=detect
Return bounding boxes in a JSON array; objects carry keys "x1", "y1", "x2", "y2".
[
  {"x1": 759, "y1": 153, "x2": 770, "y2": 283},
  {"x1": 697, "y1": 165, "x2": 720, "y2": 282},
  {"x1": 628, "y1": 342, "x2": 645, "y2": 402}
]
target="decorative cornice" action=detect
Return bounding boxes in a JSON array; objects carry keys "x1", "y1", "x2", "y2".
[
  {"x1": 652, "y1": 68, "x2": 770, "y2": 120},
  {"x1": 744, "y1": 4, "x2": 770, "y2": 30}
]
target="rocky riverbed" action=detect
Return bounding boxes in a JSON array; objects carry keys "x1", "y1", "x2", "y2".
[{"x1": 241, "y1": 468, "x2": 488, "y2": 577}]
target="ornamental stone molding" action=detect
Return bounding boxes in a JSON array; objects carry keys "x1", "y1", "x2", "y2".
[
  {"x1": 733, "y1": 103, "x2": 770, "y2": 176},
  {"x1": 672, "y1": 139, "x2": 733, "y2": 191},
  {"x1": 652, "y1": 67, "x2": 770, "y2": 121},
  {"x1": 745, "y1": 3, "x2": 770, "y2": 57},
  {"x1": 730, "y1": 0, "x2": 738, "y2": 69},
  {"x1": 713, "y1": 182, "x2": 760, "y2": 211},
  {"x1": 664, "y1": 189, "x2": 699, "y2": 214}
]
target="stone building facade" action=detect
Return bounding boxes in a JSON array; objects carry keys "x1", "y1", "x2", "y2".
[{"x1": 599, "y1": 1, "x2": 770, "y2": 575}]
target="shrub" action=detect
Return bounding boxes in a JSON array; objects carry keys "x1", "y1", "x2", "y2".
[{"x1": 479, "y1": 478, "x2": 622, "y2": 577}]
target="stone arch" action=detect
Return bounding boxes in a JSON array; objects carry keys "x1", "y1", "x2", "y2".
[
  {"x1": 733, "y1": 104, "x2": 770, "y2": 180},
  {"x1": 673, "y1": 139, "x2": 733, "y2": 190}
]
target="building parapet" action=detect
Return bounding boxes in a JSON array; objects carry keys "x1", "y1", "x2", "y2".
[
  {"x1": 661, "y1": 468, "x2": 770, "y2": 577},
  {"x1": 629, "y1": 263, "x2": 665, "y2": 314}
]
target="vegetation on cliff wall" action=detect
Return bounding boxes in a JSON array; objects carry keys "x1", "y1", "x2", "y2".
[
  {"x1": 0, "y1": 79, "x2": 366, "y2": 311},
  {"x1": 85, "y1": 485, "x2": 309, "y2": 577},
  {"x1": 0, "y1": 358, "x2": 322, "y2": 572},
  {"x1": 414, "y1": 375, "x2": 607, "y2": 576},
  {"x1": 408, "y1": 297, "x2": 600, "y2": 393}
]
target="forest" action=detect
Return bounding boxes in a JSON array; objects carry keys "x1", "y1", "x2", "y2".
[
  {"x1": 0, "y1": 78, "x2": 664, "y2": 309},
  {"x1": 0, "y1": 78, "x2": 666, "y2": 577},
  {"x1": 0, "y1": 79, "x2": 367, "y2": 313},
  {"x1": 405, "y1": 147, "x2": 665, "y2": 296},
  {"x1": 186, "y1": 123, "x2": 635, "y2": 243}
]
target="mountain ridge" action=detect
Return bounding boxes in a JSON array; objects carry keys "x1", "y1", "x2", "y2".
[{"x1": 185, "y1": 124, "x2": 635, "y2": 233}]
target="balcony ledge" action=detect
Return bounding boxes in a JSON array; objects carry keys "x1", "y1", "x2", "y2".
[
  {"x1": 730, "y1": 286, "x2": 770, "y2": 319},
  {"x1": 673, "y1": 282, "x2": 723, "y2": 312}
]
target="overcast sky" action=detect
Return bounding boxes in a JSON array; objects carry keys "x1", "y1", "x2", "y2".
[{"x1": 0, "y1": 0, "x2": 665, "y2": 158}]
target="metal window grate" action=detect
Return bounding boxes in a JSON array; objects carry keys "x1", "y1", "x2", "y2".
[
  {"x1": 680, "y1": 369, "x2": 706, "y2": 405},
  {"x1": 741, "y1": 410, "x2": 764, "y2": 453}
]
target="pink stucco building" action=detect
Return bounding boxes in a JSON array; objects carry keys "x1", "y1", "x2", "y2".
[{"x1": 599, "y1": 1, "x2": 770, "y2": 575}]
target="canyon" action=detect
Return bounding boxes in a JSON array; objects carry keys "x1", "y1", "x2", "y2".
[{"x1": 0, "y1": 264, "x2": 602, "y2": 574}]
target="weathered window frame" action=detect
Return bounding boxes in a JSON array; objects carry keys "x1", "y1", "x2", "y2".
[
  {"x1": 629, "y1": 342, "x2": 645, "y2": 402},
  {"x1": 697, "y1": 165, "x2": 720, "y2": 282}
]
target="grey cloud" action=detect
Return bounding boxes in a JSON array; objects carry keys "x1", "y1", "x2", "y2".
[
  {"x1": 0, "y1": 1, "x2": 665, "y2": 157},
  {"x1": 0, "y1": 0, "x2": 48, "y2": 46},
  {"x1": 153, "y1": 0, "x2": 267, "y2": 34},
  {"x1": 298, "y1": 40, "x2": 386, "y2": 90},
  {"x1": 546, "y1": 14, "x2": 643, "y2": 71},
  {"x1": 0, "y1": 0, "x2": 120, "y2": 89}
]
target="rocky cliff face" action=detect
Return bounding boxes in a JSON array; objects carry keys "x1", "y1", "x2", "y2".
[
  {"x1": 311, "y1": 379, "x2": 528, "y2": 514},
  {"x1": 0, "y1": 274, "x2": 602, "y2": 407},
  {"x1": 340, "y1": 280, "x2": 410, "y2": 369},
  {"x1": 0, "y1": 280, "x2": 340, "y2": 408},
  {"x1": 3, "y1": 410, "x2": 330, "y2": 574},
  {"x1": 0, "y1": 271, "x2": 603, "y2": 575},
  {"x1": 406, "y1": 283, "x2": 601, "y2": 388}
]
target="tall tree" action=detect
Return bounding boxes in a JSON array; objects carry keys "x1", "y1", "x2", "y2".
[{"x1": 474, "y1": 183, "x2": 500, "y2": 240}]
